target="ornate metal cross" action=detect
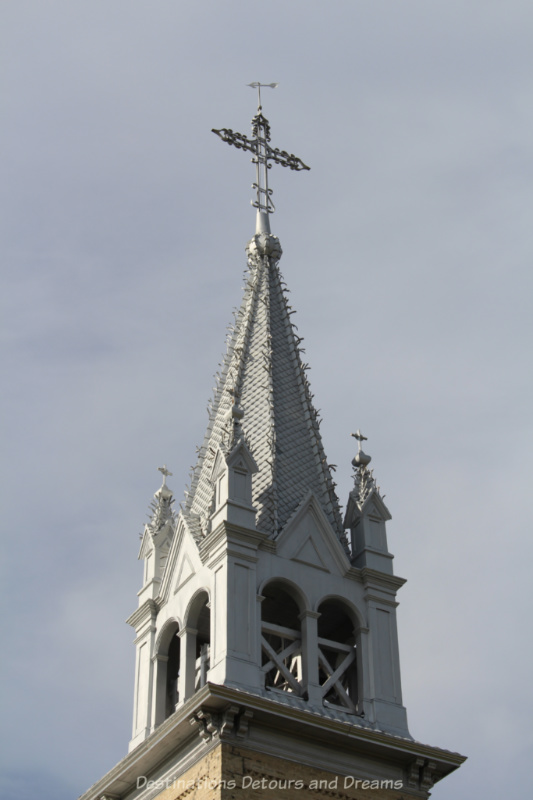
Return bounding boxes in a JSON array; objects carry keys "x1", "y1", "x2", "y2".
[{"x1": 212, "y1": 83, "x2": 310, "y2": 220}]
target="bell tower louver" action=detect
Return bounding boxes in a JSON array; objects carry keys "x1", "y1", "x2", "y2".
[{"x1": 80, "y1": 89, "x2": 465, "y2": 800}]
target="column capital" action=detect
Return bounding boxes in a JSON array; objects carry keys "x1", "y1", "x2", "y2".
[
  {"x1": 299, "y1": 610, "x2": 320, "y2": 621},
  {"x1": 178, "y1": 626, "x2": 198, "y2": 638}
]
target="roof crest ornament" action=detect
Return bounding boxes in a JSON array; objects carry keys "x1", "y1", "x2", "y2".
[
  {"x1": 227, "y1": 385, "x2": 245, "y2": 447},
  {"x1": 212, "y1": 83, "x2": 310, "y2": 236}
]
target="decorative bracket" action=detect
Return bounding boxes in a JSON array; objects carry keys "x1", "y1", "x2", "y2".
[{"x1": 190, "y1": 705, "x2": 254, "y2": 742}]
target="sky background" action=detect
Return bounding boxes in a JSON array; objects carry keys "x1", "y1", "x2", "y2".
[{"x1": 1, "y1": 2, "x2": 532, "y2": 799}]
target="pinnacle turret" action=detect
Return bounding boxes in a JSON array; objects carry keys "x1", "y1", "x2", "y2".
[
  {"x1": 350, "y1": 430, "x2": 380, "y2": 508},
  {"x1": 145, "y1": 465, "x2": 176, "y2": 536}
]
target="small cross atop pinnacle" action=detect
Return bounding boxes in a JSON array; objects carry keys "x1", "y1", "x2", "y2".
[
  {"x1": 158, "y1": 465, "x2": 173, "y2": 486},
  {"x1": 351, "y1": 430, "x2": 368, "y2": 451},
  {"x1": 351, "y1": 431, "x2": 371, "y2": 468}
]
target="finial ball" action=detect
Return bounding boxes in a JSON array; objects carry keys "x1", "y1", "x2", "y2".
[{"x1": 352, "y1": 450, "x2": 371, "y2": 468}]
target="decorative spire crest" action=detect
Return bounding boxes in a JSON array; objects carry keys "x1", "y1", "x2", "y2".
[
  {"x1": 212, "y1": 83, "x2": 310, "y2": 235},
  {"x1": 227, "y1": 385, "x2": 245, "y2": 447}
]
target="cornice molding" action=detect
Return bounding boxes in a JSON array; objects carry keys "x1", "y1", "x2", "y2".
[
  {"x1": 361, "y1": 567, "x2": 407, "y2": 593},
  {"x1": 199, "y1": 520, "x2": 270, "y2": 563}
]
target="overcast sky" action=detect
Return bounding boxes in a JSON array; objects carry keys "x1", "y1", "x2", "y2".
[{"x1": 1, "y1": 2, "x2": 532, "y2": 799}]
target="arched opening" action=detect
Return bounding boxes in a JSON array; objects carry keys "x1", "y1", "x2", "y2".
[
  {"x1": 152, "y1": 620, "x2": 181, "y2": 728},
  {"x1": 165, "y1": 633, "x2": 180, "y2": 718},
  {"x1": 194, "y1": 596, "x2": 211, "y2": 691},
  {"x1": 261, "y1": 581, "x2": 304, "y2": 696},
  {"x1": 182, "y1": 590, "x2": 211, "y2": 699},
  {"x1": 317, "y1": 599, "x2": 359, "y2": 713}
]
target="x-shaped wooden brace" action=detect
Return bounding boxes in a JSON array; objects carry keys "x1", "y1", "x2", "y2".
[
  {"x1": 261, "y1": 636, "x2": 303, "y2": 695},
  {"x1": 318, "y1": 647, "x2": 357, "y2": 712}
]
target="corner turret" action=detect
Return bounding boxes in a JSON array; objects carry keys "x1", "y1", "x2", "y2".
[{"x1": 344, "y1": 431, "x2": 394, "y2": 574}]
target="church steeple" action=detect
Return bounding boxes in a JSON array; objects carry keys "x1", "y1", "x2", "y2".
[
  {"x1": 182, "y1": 89, "x2": 344, "y2": 546},
  {"x1": 80, "y1": 91, "x2": 465, "y2": 800}
]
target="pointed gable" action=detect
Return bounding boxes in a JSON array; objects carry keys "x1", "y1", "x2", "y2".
[
  {"x1": 174, "y1": 552, "x2": 196, "y2": 594},
  {"x1": 157, "y1": 512, "x2": 204, "y2": 604},
  {"x1": 276, "y1": 492, "x2": 351, "y2": 576},
  {"x1": 291, "y1": 535, "x2": 329, "y2": 572}
]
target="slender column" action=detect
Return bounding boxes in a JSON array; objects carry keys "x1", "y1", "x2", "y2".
[
  {"x1": 256, "y1": 595, "x2": 266, "y2": 685},
  {"x1": 177, "y1": 627, "x2": 197, "y2": 703},
  {"x1": 299, "y1": 610, "x2": 321, "y2": 705}
]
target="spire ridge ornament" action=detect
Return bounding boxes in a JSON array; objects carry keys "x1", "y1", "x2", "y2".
[
  {"x1": 227, "y1": 385, "x2": 245, "y2": 446},
  {"x1": 212, "y1": 83, "x2": 310, "y2": 235}
]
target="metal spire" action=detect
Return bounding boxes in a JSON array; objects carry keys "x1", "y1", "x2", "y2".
[{"x1": 212, "y1": 83, "x2": 310, "y2": 234}]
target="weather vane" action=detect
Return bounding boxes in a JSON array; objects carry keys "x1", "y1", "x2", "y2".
[{"x1": 212, "y1": 83, "x2": 310, "y2": 228}]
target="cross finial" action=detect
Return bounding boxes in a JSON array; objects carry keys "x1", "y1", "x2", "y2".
[
  {"x1": 351, "y1": 431, "x2": 371, "y2": 468},
  {"x1": 158, "y1": 464, "x2": 173, "y2": 486},
  {"x1": 212, "y1": 85, "x2": 310, "y2": 235},
  {"x1": 351, "y1": 430, "x2": 368, "y2": 452}
]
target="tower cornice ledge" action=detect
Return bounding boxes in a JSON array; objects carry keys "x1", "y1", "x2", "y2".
[
  {"x1": 78, "y1": 684, "x2": 465, "y2": 800},
  {"x1": 199, "y1": 520, "x2": 271, "y2": 565},
  {"x1": 125, "y1": 599, "x2": 158, "y2": 631},
  {"x1": 361, "y1": 567, "x2": 407, "y2": 593}
]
